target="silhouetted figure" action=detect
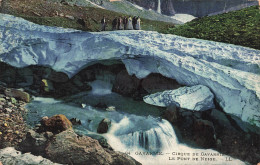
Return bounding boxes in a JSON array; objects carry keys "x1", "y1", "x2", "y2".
[
  {"x1": 132, "y1": 16, "x2": 137, "y2": 30},
  {"x1": 100, "y1": 16, "x2": 106, "y2": 31},
  {"x1": 123, "y1": 16, "x2": 128, "y2": 30},
  {"x1": 112, "y1": 17, "x2": 118, "y2": 31}
]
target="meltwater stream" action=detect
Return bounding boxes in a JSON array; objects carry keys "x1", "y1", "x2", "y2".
[{"x1": 26, "y1": 80, "x2": 245, "y2": 165}]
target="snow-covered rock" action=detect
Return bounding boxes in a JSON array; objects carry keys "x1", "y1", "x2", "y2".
[
  {"x1": 0, "y1": 14, "x2": 260, "y2": 127},
  {"x1": 143, "y1": 85, "x2": 215, "y2": 111},
  {"x1": 0, "y1": 147, "x2": 61, "y2": 165}
]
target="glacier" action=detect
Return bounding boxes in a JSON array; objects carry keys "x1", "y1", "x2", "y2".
[{"x1": 0, "y1": 14, "x2": 260, "y2": 127}]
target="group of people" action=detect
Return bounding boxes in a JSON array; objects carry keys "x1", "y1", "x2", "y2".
[{"x1": 101, "y1": 16, "x2": 141, "y2": 31}]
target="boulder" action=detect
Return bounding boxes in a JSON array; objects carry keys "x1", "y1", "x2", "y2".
[
  {"x1": 45, "y1": 129, "x2": 140, "y2": 165},
  {"x1": 162, "y1": 104, "x2": 178, "y2": 124},
  {"x1": 193, "y1": 119, "x2": 216, "y2": 148},
  {"x1": 112, "y1": 70, "x2": 140, "y2": 97},
  {"x1": 230, "y1": 115, "x2": 260, "y2": 135},
  {"x1": 97, "y1": 118, "x2": 111, "y2": 134},
  {"x1": 87, "y1": 134, "x2": 113, "y2": 150},
  {"x1": 4, "y1": 88, "x2": 30, "y2": 103},
  {"x1": 72, "y1": 75, "x2": 84, "y2": 87},
  {"x1": 70, "y1": 118, "x2": 81, "y2": 125},
  {"x1": 106, "y1": 106, "x2": 116, "y2": 112},
  {"x1": 210, "y1": 109, "x2": 234, "y2": 129},
  {"x1": 19, "y1": 122, "x2": 140, "y2": 165},
  {"x1": 16, "y1": 68, "x2": 34, "y2": 87},
  {"x1": 40, "y1": 114, "x2": 72, "y2": 134},
  {"x1": 214, "y1": 125, "x2": 260, "y2": 164},
  {"x1": 181, "y1": 111, "x2": 193, "y2": 117},
  {"x1": 81, "y1": 103, "x2": 87, "y2": 108},
  {"x1": 53, "y1": 81, "x2": 83, "y2": 96},
  {"x1": 143, "y1": 85, "x2": 215, "y2": 111},
  {"x1": 41, "y1": 79, "x2": 54, "y2": 93},
  {"x1": 65, "y1": 15, "x2": 74, "y2": 20},
  {"x1": 193, "y1": 112, "x2": 202, "y2": 119},
  {"x1": 0, "y1": 147, "x2": 61, "y2": 165},
  {"x1": 95, "y1": 102, "x2": 108, "y2": 109},
  {"x1": 108, "y1": 150, "x2": 142, "y2": 165},
  {"x1": 0, "y1": 64, "x2": 16, "y2": 86},
  {"x1": 19, "y1": 129, "x2": 48, "y2": 155},
  {"x1": 141, "y1": 73, "x2": 180, "y2": 93},
  {"x1": 47, "y1": 71, "x2": 69, "y2": 83},
  {"x1": 10, "y1": 97, "x2": 17, "y2": 104},
  {"x1": 179, "y1": 115, "x2": 194, "y2": 135}
]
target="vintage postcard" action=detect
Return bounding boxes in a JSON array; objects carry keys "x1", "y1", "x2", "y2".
[{"x1": 0, "y1": 0, "x2": 259, "y2": 165}]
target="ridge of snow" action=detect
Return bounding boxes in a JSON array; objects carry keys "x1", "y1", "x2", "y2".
[{"x1": 0, "y1": 14, "x2": 259, "y2": 126}]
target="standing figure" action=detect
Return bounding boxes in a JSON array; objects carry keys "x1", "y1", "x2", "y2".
[
  {"x1": 123, "y1": 16, "x2": 128, "y2": 30},
  {"x1": 136, "y1": 16, "x2": 141, "y2": 30},
  {"x1": 127, "y1": 16, "x2": 133, "y2": 30},
  {"x1": 117, "y1": 17, "x2": 123, "y2": 30},
  {"x1": 132, "y1": 16, "x2": 137, "y2": 30},
  {"x1": 112, "y1": 17, "x2": 118, "y2": 31},
  {"x1": 100, "y1": 16, "x2": 106, "y2": 31}
]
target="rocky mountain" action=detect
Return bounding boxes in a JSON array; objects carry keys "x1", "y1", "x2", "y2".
[
  {"x1": 127, "y1": 0, "x2": 259, "y2": 17},
  {"x1": 1, "y1": 13, "x2": 259, "y2": 128}
]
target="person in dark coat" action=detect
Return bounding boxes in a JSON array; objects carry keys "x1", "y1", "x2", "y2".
[
  {"x1": 112, "y1": 17, "x2": 118, "y2": 31},
  {"x1": 132, "y1": 16, "x2": 137, "y2": 30},
  {"x1": 100, "y1": 16, "x2": 106, "y2": 31},
  {"x1": 123, "y1": 16, "x2": 128, "y2": 30}
]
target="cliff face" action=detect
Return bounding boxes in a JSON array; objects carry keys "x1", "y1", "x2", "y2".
[
  {"x1": 127, "y1": 0, "x2": 258, "y2": 17},
  {"x1": 161, "y1": 0, "x2": 176, "y2": 15}
]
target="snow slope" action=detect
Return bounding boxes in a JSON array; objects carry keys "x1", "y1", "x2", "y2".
[{"x1": 0, "y1": 14, "x2": 260, "y2": 126}]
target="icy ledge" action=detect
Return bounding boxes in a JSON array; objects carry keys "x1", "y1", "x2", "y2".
[
  {"x1": 143, "y1": 85, "x2": 215, "y2": 111},
  {"x1": 0, "y1": 14, "x2": 259, "y2": 127}
]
